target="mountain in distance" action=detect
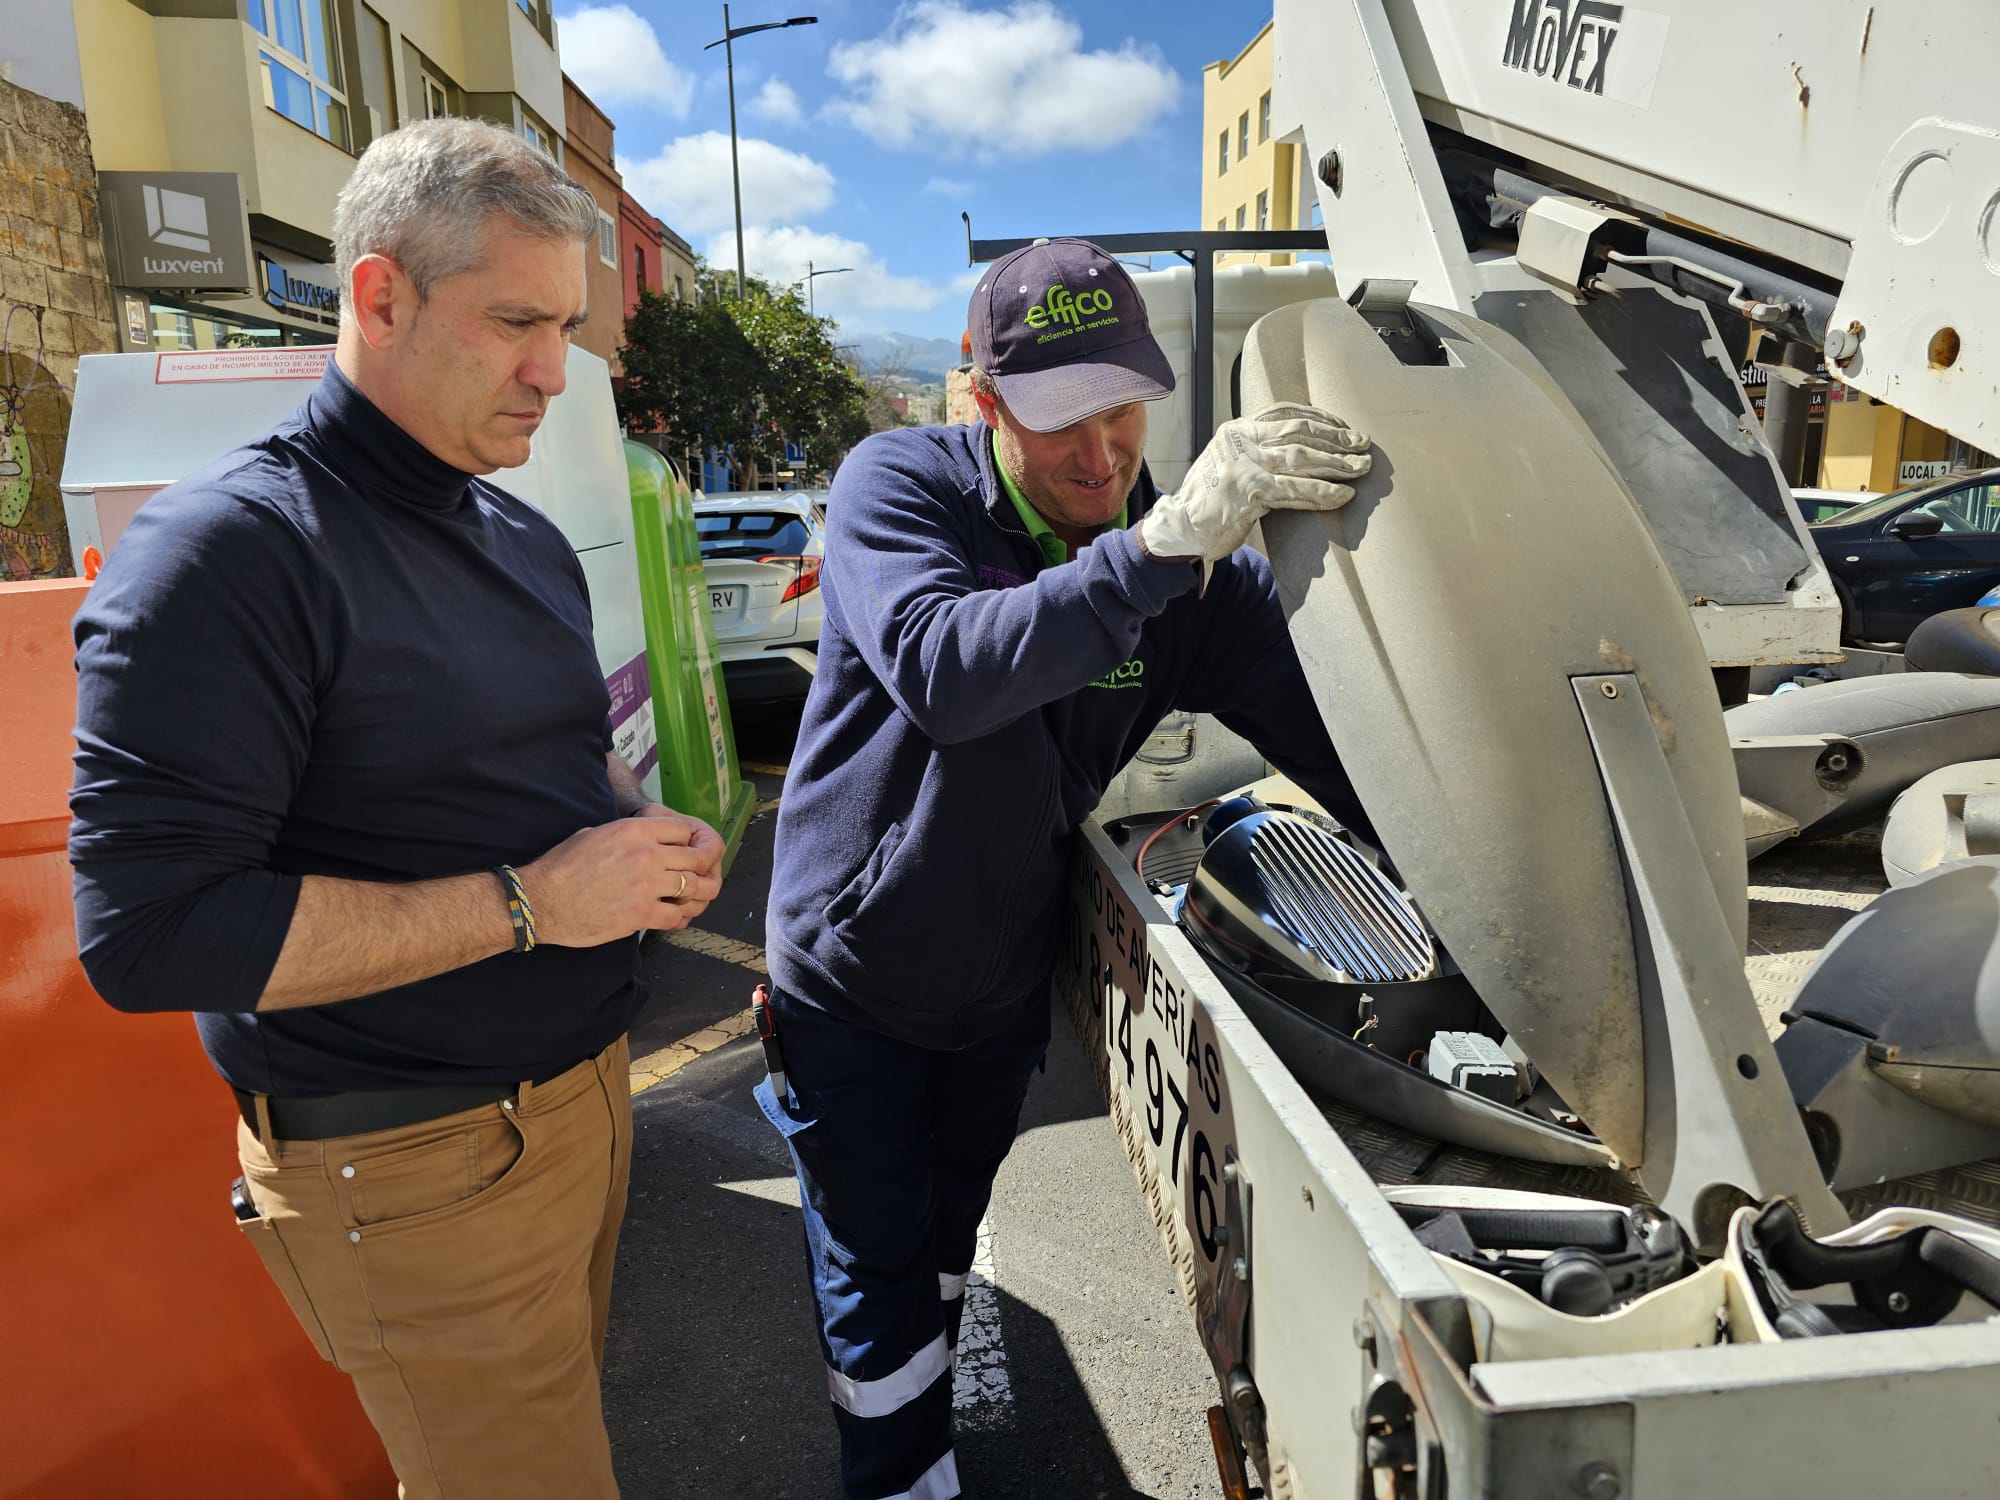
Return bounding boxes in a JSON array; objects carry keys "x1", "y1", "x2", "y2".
[{"x1": 844, "y1": 331, "x2": 963, "y2": 386}]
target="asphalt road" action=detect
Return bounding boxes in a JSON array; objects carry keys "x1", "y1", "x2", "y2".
[{"x1": 602, "y1": 704, "x2": 1221, "y2": 1500}]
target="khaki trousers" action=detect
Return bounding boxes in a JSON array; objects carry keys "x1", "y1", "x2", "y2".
[{"x1": 234, "y1": 1036, "x2": 633, "y2": 1500}]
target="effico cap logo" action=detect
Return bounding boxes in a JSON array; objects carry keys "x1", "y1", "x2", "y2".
[{"x1": 1022, "y1": 282, "x2": 1118, "y2": 332}]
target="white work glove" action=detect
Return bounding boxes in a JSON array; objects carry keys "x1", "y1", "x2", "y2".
[{"x1": 1137, "y1": 403, "x2": 1371, "y2": 591}]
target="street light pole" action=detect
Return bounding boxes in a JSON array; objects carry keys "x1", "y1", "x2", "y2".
[
  {"x1": 804, "y1": 258, "x2": 853, "y2": 318},
  {"x1": 723, "y1": 4, "x2": 744, "y2": 300},
  {"x1": 706, "y1": 8, "x2": 819, "y2": 301}
]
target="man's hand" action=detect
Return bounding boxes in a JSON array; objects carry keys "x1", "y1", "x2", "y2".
[
  {"x1": 1136, "y1": 403, "x2": 1371, "y2": 587},
  {"x1": 520, "y1": 808, "x2": 725, "y2": 946}
]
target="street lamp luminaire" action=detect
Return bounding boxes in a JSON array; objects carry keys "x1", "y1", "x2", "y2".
[
  {"x1": 804, "y1": 259, "x2": 853, "y2": 318},
  {"x1": 705, "y1": 6, "x2": 818, "y2": 301}
]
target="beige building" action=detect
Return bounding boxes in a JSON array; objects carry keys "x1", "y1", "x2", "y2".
[
  {"x1": 73, "y1": 0, "x2": 568, "y2": 354},
  {"x1": 1741, "y1": 330, "x2": 1991, "y2": 494},
  {"x1": 1200, "y1": 19, "x2": 1311, "y2": 267}
]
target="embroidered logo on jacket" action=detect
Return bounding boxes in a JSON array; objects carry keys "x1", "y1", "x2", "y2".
[
  {"x1": 978, "y1": 563, "x2": 1027, "y2": 590},
  {"x1": 1089, "y1": 658, "x2": 1145, "y2": 690}
]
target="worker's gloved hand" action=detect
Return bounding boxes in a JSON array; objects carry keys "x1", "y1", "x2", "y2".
[{"x1": 1136, "y1": 403, "x2": 1371, "y2": 591}]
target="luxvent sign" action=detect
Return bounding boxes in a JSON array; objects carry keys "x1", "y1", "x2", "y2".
[
  {"x1": 101, "y1": 172, "x2": 253, "y2": 292},
  {"x1": 261, "y1": 253, "x2": 341, "y2": 326}
]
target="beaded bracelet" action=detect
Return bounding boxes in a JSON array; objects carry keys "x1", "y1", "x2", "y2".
[{"x1": 492, "y1": 864, "x2": 537, "y2": 953}]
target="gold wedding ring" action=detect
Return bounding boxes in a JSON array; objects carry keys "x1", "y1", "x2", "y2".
[{"x1": 674, "y1": 871, "x2": 688, "y2": 900}]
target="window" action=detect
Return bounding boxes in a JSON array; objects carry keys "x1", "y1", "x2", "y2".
[
  {"x1": 1238, "y1": 112, "x2": 1249, "y2": 160},
  {"x1": 696, "y1": 512, "x2": 814, "y2": 560},
  {"x1": 1217, "y1": 130, "x2": 1228, "y2": 176},
  {"x1": 152, "y1": 303, "x2": 283, "y2": 353},
  {"x1": 673, "y1": 274, "x2": 685, "y2": 301},
  {"x1": 421, "y1": 68, "x2": 450, "y2": 119},
  {"x1": 515, "y1": 0, "x2": 539, "y2": 18},
  {"x1": 634, "y1": 245, "x2": 647, "y2": 289},
  {"x1": 1259, "y1": 91, "x2": 1271, "y2": 143},
  {"x1": 1911, "y1": 483, "x2": 2000, "y2": 535},
  {"x1": 1256, "y1": 190, "x2": 1269, "y2": 231},
  {"x1": 521, "y1": 112, "x2": 555, "y2": 158},
  {"x1": 1235, "y1": 205, "x2": 1246, "y2": 231},
  {"x1": 358, "y1": 6, "x2": 397, "y2": 138},
  {"x1": 597, "y1": 210, "x2": 618, "y2": 269},
  {"x1": 252, "y1": 1, "x2": 349, "y2": 150}
]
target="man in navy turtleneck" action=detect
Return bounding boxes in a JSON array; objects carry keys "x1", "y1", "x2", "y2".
[{"x1": 68, "y1": 120, "x2": 716, "y2": 1497}]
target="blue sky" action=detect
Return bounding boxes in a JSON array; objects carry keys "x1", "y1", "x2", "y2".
[{"x1": 555, "y1": 2, "x2": 1269, "y2": 344}]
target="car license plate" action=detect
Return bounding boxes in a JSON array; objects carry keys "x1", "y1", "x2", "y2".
[{"x1": 709, "y1": 587, "x2": 740, "y2": 613}]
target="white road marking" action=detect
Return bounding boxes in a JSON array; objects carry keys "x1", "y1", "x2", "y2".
[
  {"x1": 664, "y1": 927, "x2": 768, "y2": 973},
  {"x1": 716, "y1": 1174, "x2": 802, "y2": 1207},
  {"x1": 951, "y1": 1215, "x2": 1012, "y2": 1426}
]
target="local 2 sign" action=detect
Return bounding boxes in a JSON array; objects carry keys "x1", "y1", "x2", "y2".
[{"x1": 1900, "y1": 460, "x2": 1953, "y2": 484}]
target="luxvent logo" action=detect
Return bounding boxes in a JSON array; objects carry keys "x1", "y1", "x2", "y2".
[
  {"x1": 1501, "y1": 0, "x2": 1624, "y2": 96},
  {"x1": 263, "y1": 257, "x2": 341, "y2": 321},
  {"x1": 143, "y1": 184, "x2": 211, "y2": 253},
  {"x1": 140, "y1": 182, "x2": 225, "y2": 276}
]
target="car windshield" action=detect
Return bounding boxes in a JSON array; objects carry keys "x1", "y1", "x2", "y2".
[
  {"x1": 1815, "y1": 474, "x2": 1966, "y2": 527},
  {"x1": 697, "y1": 512, "x2": 814, "y2": 559}
]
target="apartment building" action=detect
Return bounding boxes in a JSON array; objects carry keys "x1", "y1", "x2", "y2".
[
  {"x1": 72, "y1": 0, "x2": 568, "y2": 353},
  {"x1": 620, "y1": 191, "x2": 695, "y2": 312},
  {"x1": 1200, "y1": 19, "x2": 1313, "y2": 268},
  {"x1": 560, "y1": 70, "x2": 625, "y2": 369}
]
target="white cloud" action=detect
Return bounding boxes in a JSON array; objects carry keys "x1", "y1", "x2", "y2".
[
  {"x1": 557, "y1": 5, "x2": 694, "y2": 115},
  {"x1": 752, "y1": 76, "x2": 804, "y2": 124},
  {"x1": 707, "y1": 224, "x2": 947, "y2": 322},
  {"x1": 623, "y1": 132, "x2": 836, "y2": 236},
  {"x1": 924, "y1": 177, "x2": 972, "y2": 198},
  {"x1": 827, "y1": 1, "x2": 1179, "y2": 156}
]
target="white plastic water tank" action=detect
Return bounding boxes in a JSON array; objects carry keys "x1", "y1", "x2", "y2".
[
  {"x1": 1212, "y1": 261, "x2": 1339, "y2": 425},
  {"x1": 1129, "y1": 264, "x2": 1194, "y2": 493},
  {"x1": 59, "y1": 345, "x2": 659, "y2": 798}
]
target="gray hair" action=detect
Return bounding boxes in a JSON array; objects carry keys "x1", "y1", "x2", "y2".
[{"x1": 332, "y1": 118, "x2": 599, "y2": 301}]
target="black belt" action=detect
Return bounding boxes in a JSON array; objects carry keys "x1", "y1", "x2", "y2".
[{"x1": 235, "y1": 1060, "x2": 579, "y2": 1142}]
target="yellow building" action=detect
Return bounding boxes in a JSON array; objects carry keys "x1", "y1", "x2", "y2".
[
  {"x1": 1200, "y1": 19, "x2": 1310, "y2": 267},
  {"x1": 1741, "y1": 330, "x2": 1991, "y2": 494},
  {"x1": 72, "y1": 0, "x2": 568, "y2": 353}
]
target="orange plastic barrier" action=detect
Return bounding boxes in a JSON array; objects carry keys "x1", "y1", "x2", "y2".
[{"x1": 0, "y1": 579, "x2": 392, "y2": 1498}]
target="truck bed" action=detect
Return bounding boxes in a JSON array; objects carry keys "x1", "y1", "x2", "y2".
[{"x1": 1297, "y1": 823, "x2": 2000, "y2": 1227}]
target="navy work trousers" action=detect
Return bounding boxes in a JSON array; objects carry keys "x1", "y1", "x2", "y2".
[{"x1": 755, "y1": 984, "x2": 1052, "y2": 1500}]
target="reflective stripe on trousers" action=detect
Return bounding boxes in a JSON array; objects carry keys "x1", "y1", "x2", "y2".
[{"x1": 754, "y1": 985, "x2": 1051, "y2": 1500}]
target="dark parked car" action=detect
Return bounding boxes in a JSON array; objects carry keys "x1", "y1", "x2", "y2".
[{"x1": 1810, "y1": 468, "x2": 2000, "y2": 646}]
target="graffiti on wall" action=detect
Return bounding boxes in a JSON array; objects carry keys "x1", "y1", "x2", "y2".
[{"x1": 1, "y1": 304, "x2": 73, "y2": 580}]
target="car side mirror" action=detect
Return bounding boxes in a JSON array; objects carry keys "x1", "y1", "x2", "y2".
[{"x1": 1891, "y1": 511, "x2": 1946, "y2": 540}]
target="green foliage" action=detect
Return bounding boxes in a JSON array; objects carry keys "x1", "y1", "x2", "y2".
[{"x1": 615, "y1": 262, "x2": 873, "y2": 485}]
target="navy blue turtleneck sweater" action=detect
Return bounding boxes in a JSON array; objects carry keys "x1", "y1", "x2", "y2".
[{"x1": 69, "y1": 362, "x2": 641, "y2": 1095}]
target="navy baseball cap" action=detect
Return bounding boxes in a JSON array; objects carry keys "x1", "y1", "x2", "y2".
[{"x1": 968, "y1": 238, "x2": 1175, "y2": 432}]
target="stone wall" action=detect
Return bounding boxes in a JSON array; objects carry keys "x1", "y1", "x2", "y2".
[{"x1": 1, "y1": 75, "x2": 119, "y2": 580}]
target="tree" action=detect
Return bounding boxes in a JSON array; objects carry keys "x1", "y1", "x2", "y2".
[
  {"x1": 725, "y1": 274, "x2": 870, "y2": 482},
  {"x1": 857, "y1": 342, "x2": 916, "y2": 434},
  {"x1": 616, "y1": 261, "x2": 871, "y2": 488},
  {"x1": 615, "y1": 282, "x2": 759, "y2": 482}
]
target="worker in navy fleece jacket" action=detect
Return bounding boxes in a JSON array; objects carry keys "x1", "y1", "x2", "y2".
[{"x1": 758, "y1": 239, "x2": 1374, "y2": 1500}]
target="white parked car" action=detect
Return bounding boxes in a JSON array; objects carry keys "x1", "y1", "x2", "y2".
[{"x1": 693, "y1": 490, "x2": 827, "y2": 704}]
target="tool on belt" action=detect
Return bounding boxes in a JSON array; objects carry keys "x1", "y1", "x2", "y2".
[{"x1": 752, "y1": 982, "x2": 789, "y2": 1104}]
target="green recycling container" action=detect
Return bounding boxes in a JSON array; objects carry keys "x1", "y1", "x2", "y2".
[{"x1": 626, "y1": 440, "x2": 755, "y2": 871}]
